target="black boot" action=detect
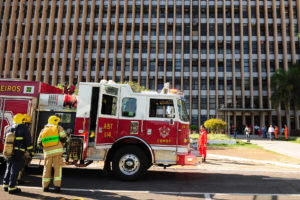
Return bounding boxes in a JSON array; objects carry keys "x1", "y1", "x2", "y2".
[
  {"x1": 43, "y1": 187, "x2": 50, "y2": 192},
  {"x1": 8, "y1": 188, "x2": 21, "y2": 194},
  {"x1": 53, "y1": 186, "x2": 61, "y2": 193}
]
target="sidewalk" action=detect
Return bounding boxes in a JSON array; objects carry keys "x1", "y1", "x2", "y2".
[{"x1": 235, "y1": 134, "x2": 300, "y2": 160}]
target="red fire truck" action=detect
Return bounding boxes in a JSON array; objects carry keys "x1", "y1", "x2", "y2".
[{"x1": 0, "y1": 79, "x2": 196, "y2": 180}]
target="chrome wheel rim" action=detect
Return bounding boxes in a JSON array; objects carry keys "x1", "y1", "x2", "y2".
[{"x1": 119, "y1": 154, "x2": 140, "y2": 175}]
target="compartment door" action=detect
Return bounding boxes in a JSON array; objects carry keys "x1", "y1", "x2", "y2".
[{"x1": 0, "y1": 99, "x2": 31, "y2": 150}]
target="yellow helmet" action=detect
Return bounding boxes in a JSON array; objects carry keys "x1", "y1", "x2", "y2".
[
  {"x1": 48, "y1": 115, "x2": 60, "y2": 126},
  {"x1": 13, "y1": 113, "x2": 26, "y2": 124},
  {"x1": 23, "y1": 114, "x2": 32, "y2": 123}
]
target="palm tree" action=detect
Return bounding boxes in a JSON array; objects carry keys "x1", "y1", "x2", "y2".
[{"x1": 271, "y1": 62, "x2": 300, "y2": 136}]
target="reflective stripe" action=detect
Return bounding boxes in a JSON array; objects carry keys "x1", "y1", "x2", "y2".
[
  {"x1": 59, "y1": 131, "x2": 66, "y2": 137},
  {"x1": 14, "y1": 147, "x2": 25, "y2": 152},
  {"x1": 3, "y1": 184, "x2": 8, "y2": 187},
  {"x1": 8, "y1": 186, "x2": 18, "y2": 191},
  {"x1": 54, "y1": 166, "x2": 62, "y2": 181},
  {"x1": 27, "y1": 146, "x2": 33, "y2": 150},
  {"x1": 15, "y1": 137, "x2": 23, "y2": 140},
  {"x1": 44, "y1": 148, "x2": 63, "y2": 156},
  {"x1": 42, "y1": 136, "x2": 60, "y2": 144},
  {"x1": 43, "y1": 178, "x2": 51, "y2": 182}
]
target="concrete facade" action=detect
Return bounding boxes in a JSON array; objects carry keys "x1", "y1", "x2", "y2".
[{"x1": 0, "y1": 0, "x2": 299, "y2": 130}]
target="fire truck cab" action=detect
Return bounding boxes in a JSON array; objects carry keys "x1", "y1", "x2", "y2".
[{"x1": 72, "y1": 80, "x2": 194, "y2": 180}]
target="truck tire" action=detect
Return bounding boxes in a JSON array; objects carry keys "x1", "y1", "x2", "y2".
[{"x1": 112, "y1": 146, "x2": 148, "y2": 181}]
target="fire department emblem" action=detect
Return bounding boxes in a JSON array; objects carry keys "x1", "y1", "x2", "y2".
[{"x1": 159, "y1": 125, "x2": 170, "y2": 138}]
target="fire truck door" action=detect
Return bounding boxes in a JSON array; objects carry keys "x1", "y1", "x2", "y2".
[
  {"x1": 96, "y1": 85, "x2": 119, "y2": 145},
  {"x1": 0, "y1": 98, "x2": 31, "y2": 150}
]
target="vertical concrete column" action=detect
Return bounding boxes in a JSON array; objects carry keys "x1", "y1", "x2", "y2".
[
  {"x1": 172, "y1": 0, "x2": 176, "y2": 88},
  {"x1": 12, "y1": 0, "x2": 26, "y2": 78},
  {"x1": 44, "y1": 0, "x2": 57, "y2": 84},
  {"x1": 78, "y1": 0, "x2": 89, "y2": 83},
  {"x1": 215, "y1": 0, "x2": 218, "y2": 118},
  {"x1": 239, "y1": 0, "x2": 245, "y2": 126},
  {"x1": 0, "y1": 0, "x2": 11, "y2": 77},
  {"x1": 112, "y1": 0, "x2": 120, "y2": 82},
  {"x1": 36, "y1": 0, "x2": 49, "y2": 81},
  {"x1": 181, "y1": 0, "x2": 184, "y2": 92},
  {"x1": 129, "y1": 0, "x2": 136, "y2": 82},
  {"x1": 104, "y1": 0, "x2": 112, "y2": 81},
  {"x1": 223, "y1": 0, "x2": 227, "y2": 109},
  {"x1": 20, "y1": 0, "x2": 34, "y2": 79},
  {"x1": 189, "y1": 0, "x2": 193, "y2": 121},
  {"x1": 198, "y1": 1, "x2": 201, "y2": 126},
  {"x1": 121, "y1": 0, "x2": 128, "y2": 83},
  {"x1": 52, "y1": 0, "x2": 66, "y2": 85},
  {"x1": 4, "y1": 0, "x2": 19, "y2": 78},
  {"x1": 95, "y1": 0, "x2": 104, "y2": 82},
  {"x1": 69, "y1": 0, "x2": 80, "y2": 85},
  {"x1": 255, "y1": 0, "x2": 263, "y2": 127},
  {"x1": 163, "y1": 0, "x2": 168, "y2": 84},
  {"x1": 28, "y1": 1, "x2": 41, "y2": 81},
  {"x1": 61, "y1": 0, "x2": 72, "y2": 84},
  {"x1": 146, "y1": 0, "x2": 152, "y2": 88},
  {"x1": 280, "y1": 0, "x2": 288, "y2": 71},
  {"x1": 247, "y1": 0, "x2": 253, "y2": 110},
  {"x1": 263, "y1": 0, "x2": 270, "y2": 127},
  {"x1": 251, "y1": 112, "x2": 254, "y2": 133},
  {"x1": 137, "y1": 0, "x2": 144, "y2": 85},
  {"x1": 206, "y1": 0, "x2": 210, "y2": 119},
  {"x1": 272, "y1": 0, "x2": 281, "y2": 129},
  {"x1": 155, "y1": 0, "x2": 160, "y2": 91},
  {"x1": 86, "y1": 0, "x2": 96, "y2": 82},
  {"x1": 231, "y1": 0, "x2": 236, "y2": 114}
]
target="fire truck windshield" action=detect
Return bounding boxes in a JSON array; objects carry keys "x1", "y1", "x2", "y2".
[{"x1": 177, "y1": 99, "x2": 189, "y2": 122}]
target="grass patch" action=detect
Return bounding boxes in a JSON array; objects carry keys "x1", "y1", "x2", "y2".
[
  {"x1": 208, "y1": 140, "x2": 261, "y2": 148},
  {"x1": 276, "y1": 136, "x2": 300, "y2": 143}
]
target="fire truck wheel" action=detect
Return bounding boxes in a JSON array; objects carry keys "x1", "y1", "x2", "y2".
[{"x1": 112, "y1": 146, "x2": 148, "y2": 181}]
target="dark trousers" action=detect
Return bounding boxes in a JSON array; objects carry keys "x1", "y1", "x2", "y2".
[{"x1": 3, "y1": 158, "x2": 25, "y2": 189}]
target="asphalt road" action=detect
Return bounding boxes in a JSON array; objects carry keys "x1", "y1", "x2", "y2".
[{"x1": 1, "y1": 163, "x2": 300, "y2": 200}]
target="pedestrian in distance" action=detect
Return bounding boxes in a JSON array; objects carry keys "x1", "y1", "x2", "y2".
[
  {"x1": 2, "y1": 114, "x2": 34, "y2": 194},
  {"x1": 244, "y1": 125, "x2": 251, "y2": 143},
  {"x1": 274, "y1": 125, "x2": 279, "y2": 140},
  {"x1": 233, "y1": 126, "x2": 237, "y2": 139},
  {"x1": 38, "y1": 115, "x2": 68, "y2": 193},
  {"x1": 284, "y1": 124, "x2": 288, "y2": 140},
  {"x1": 268, "y1": 124, "x2": 275, "y2": 141},
  {"x1": 198, "y1": 125, "x2": 208, "y2": 162}
]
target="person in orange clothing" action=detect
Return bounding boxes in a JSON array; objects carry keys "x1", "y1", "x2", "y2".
[
  {"x1": 284, "y1": 124, "x2": 288, "y2": 140},
  {"x1": 198, "y1": 125, "x2": 208, "y2": 162},
  {"x1": 274, "y1": 125, "x2": 279, "y2": 140}
]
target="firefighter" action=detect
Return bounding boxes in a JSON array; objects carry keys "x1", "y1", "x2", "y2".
[
  {"x1": 17, "y1": 114, "x2": 33, "y2": 185},
  {"x1": 198, "y1": 125, "x2": 208, "y2": 162},
  {"x1": 38, "y1": 115, "x2": 67, "y2": 193},
  {"x1": 3, "y1": 114, "x2": 34, "y2": 194},
  {"x1": 274, "y1": 125, "x2": 279, "y2": 140},
  {"x1": 284, "y1": 124, "x2": 288, "y2": 140}
]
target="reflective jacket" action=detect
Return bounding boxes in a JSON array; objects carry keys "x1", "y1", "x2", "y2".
[
  {"x1": 4, "y1": 124, "x2": 33, "y2": 159},
  {"x1": 38, "y1": 124, "x2": 67, "y2": 158}
]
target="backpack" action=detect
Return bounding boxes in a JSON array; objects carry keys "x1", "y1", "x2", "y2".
[
  {"x1": 3, "y1": 127, "x2": 16, "y2": 158},
  {"x1": 41, "y1": 126, "x2": 59, "y2": 147}
]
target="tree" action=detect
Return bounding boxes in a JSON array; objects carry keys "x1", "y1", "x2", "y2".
[
  {"x1": 204, "y1": 118, "x2": 227, "y2": 134},
  {"x1": 271, "y1": 62, "x2": 300, "y2": 135},
  {"x1": 122, "y1": 81, "x2": 148, "y2": 93},
  {"x1": 189, "y1": 125, "x2": 199, "y2": 133}
]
